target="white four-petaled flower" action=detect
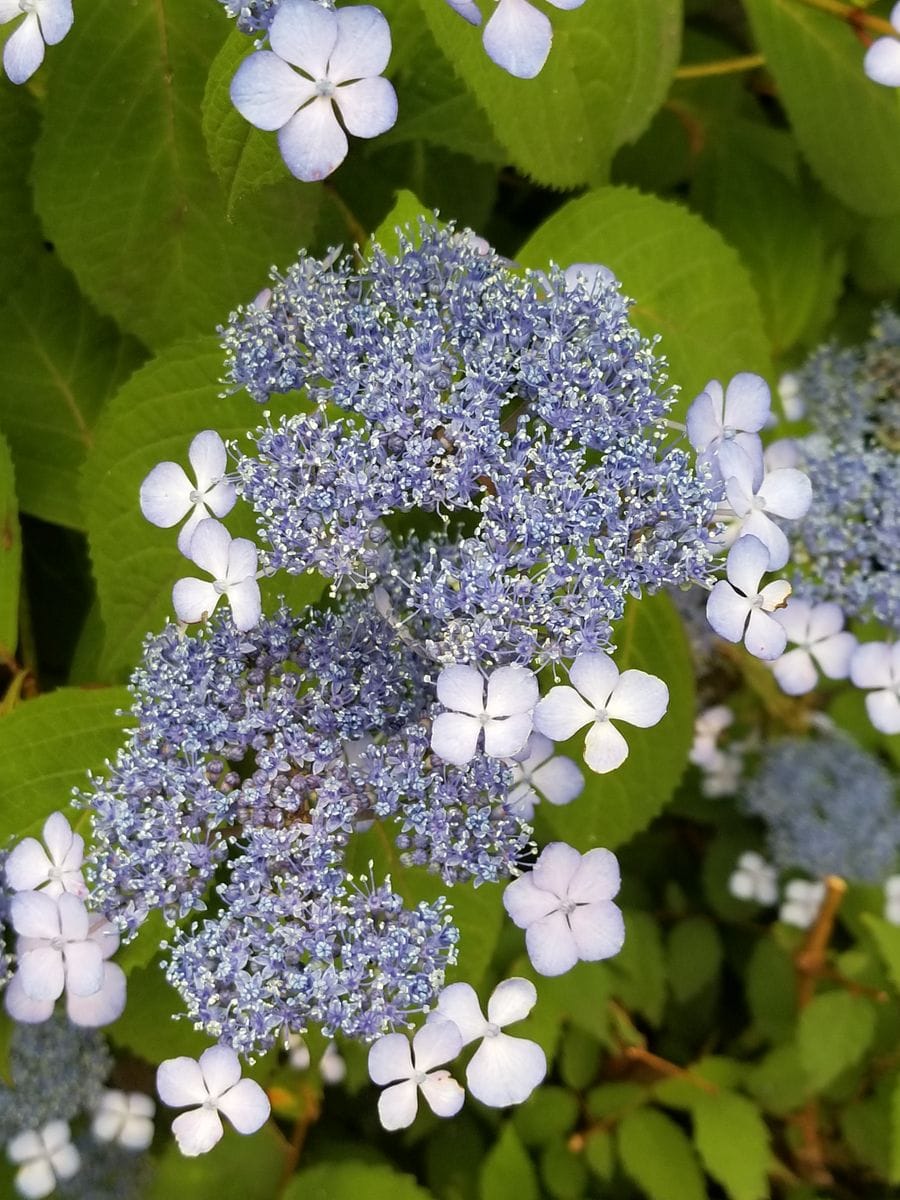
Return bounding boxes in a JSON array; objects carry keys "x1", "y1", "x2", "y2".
[
  {"x1": 728, "y1": 851, "x2": 778, "y2": 906},
  {"x1": 429, "y1": 978, "x2": 546, "y2": 1107},
  {"x1": 706, "y1": 535, "x2": 791, "y2": 661},
  {"x1": 7, "y1": 1120, "x2": 80, "y2": 1199},
  {"x1": 5, "y1": 811, "x2": 87, "y2": 898},
  {"x1": 139, "y1": 431, "x2": 236, "y2": 556},
  {"x1": 91, "y1": 1090, "x2": 156, "y2": 1152},
  {"x1": 686, "y1": 372, "x2": 770, "y2": 482},
  {"x1": 771, "y1": 599, "x2": 856, "y2": 696},
  {"x1": 230, "y1": 0, "x2": 398, "y2": 182},
  {"x1": 779, "y1": 879, "x2": 825, "y2": 930},
  {"x1": 0, "y1": 0, "x2": 72, "y2": 86},
  {"x1": 689, "y1": 705, "x2": 733, "y2": 771},
  {"x1": 864, "y1": 2, "x2": 900, "y2": 86},
  {"x1": 172, "y1": 518, "x2": 261, "y2": 633},
  {"x1": 156, "y1": 1046, "x2": 270, "y2": 1157},
  {"x1": 850, "y1": 642, "x2": 900, "y2": 735},
  {"x1": 444, "y1": 0, "x2": 587, "y2": 79},
  {"x1": 721, "y1": 452, "x2": 812, "y2": 571},
  {"x1": 533, "y1": 652, "x2": 668, "y2": 774},
  {"x1": 430, "y1": 663, "x2": 538, "y2": 766},
  {"x1": 503, "y1": 842, "x2": 625, "y2": 976},
  {"x1": 368, "y1": 1020, "x2": 464, "y2": 1131},
  {"x1": 507, "y1": 732, "x2": 584, "y2": 822}
]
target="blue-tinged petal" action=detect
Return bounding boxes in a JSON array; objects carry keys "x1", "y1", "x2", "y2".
[
  {"x1": 443, "y1": 0, "x2": 482, "y2": 25},
  {"x1": 335, "y1": 76, "x2": 398, "y2": 138},
  {"x1": 744, "y1": 609, "x2": 787, "y2": 661},
  {"x1": 36, "y1": 0, "x2": 73, "y2": 44},
  {"x1": 865, "y1": 37, "x2": 900, "y2": 87},
  {"x1": 3, "y1": 14, "x2": 45, "y2": 85},
  {"x1": 706, "y1": 581, "x2": 750, "y2": 644},
  {"x1": 278, "y1": 97, "x2": 348, "y2": 181},
  {"x1": 482, "y1": 0, "x2": 551, "y2": 79},
  {"x1": 230, "y1": 52, "x2": 315, "y2": 131},
  {"x1": 330, "y1": 5, "x2": 393, "y2": 82},
  {"x1": 270, "y1": 0, "x2": 337, "y2": 76}
]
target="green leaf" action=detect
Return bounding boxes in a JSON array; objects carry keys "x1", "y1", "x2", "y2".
[
  {"x1": 285, "y1": 1162, "x2": 435, "y2": 1200},
  {"x1": 583, "y1": 1129, "x2": 615, "y2": 1182},
  {"x1": 539, "y1": 1141, "x2": 588, "y2": 1200},
  {"x1": 146, "y1": 1123, "x2": 286, "y2": 1200},
  {"x1": 743, "y1": 0, "x2": 900, "y2": 216},
  {"x1": 745, "y1": 937, "x2": 796, "y2": 1043},
  {"x1": 32, "y1": 0, "x2": 328, "y2": 350},
  {"x1": 863, "y1": 914, "x2": 900, "y2": 994},
  {"x1": 606, "y1": 910, "x2": 667, "y2": 1025},
  {"x1": 667, "y1": 917, "x2": 722, "y2": 1004},
  {"x1": 412, "y1": 0, "x2": 681, "y2": 189},
  {"x1": 692, "y1": 1092, "x2": 770, "y2": 1200},
  {"x1": 82, "y1": 336, "x2": 326, "y2": 679},
  {"x1": 373, "y1": 189, "x2": 437, "y2": 253},
  {"x1": 796, "y1": 990, "x2": 876, "y2": 1091},
  {"x1": 617, "y1": 1107, "x2": 706, "y2": 1200},
  {"x1": 518, "y1": 186, "x2": 772, "y2": 408},
  {"x1": 109, "y1": 959, "x2": 210, "y2": 1063},
  {"x1": 0, "y1": 79, "x2": 42, "y2": 297},
  {"x1": 746, "y1": 1045, "x2": 810, "y2": 1117},
  {"x1": 0, "y1": 430, "x2": 21, "y2": 659},
  {"x1": 0, "y1": 687, "x2": 131, "y2": 842},
  {"x1": 480, "y1": 1122, "x2": 540, "y2": 1200},
  {"x1": 513, "y1": 1088, "x2": 580, "y2": 1148},
  {"x1": 0, "y1": 251, "x2": 146, "y2": 530},
  {"x1": 201, "y1": 29, "x2": 291, "y2": 214},
  {"x1": 540, "y1": 593, "x2": 694, "y2": 851}
]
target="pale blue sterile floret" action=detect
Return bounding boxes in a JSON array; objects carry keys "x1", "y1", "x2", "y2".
[
  {"x1": 787, "y1": 310, "x2": 900, "y2": 630},
  {"x1": 742, "y1": 736, "x2": 900, "y2": 883},
  {"x1": 221, "y1": 220, "x2": 719, "y2": 667},
  {"x1": 864, "y1": 2, "x2": 900, "y2": 87},
  {"x1": 230, "y1": 0, "x2": 397, "y2": 181},
  {"x1": 0, "y1": 0, "x2": 73, "y2": 85},
  {"x1": 442, "y1": 0, "x2": 587, "y2": 79}
]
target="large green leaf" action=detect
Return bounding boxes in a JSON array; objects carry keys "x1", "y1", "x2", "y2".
[
  {"x1": 797, "y1": 990, "x2": 876, "y2": 1091},
  {"x1": 539, "y1": 593, "x2": 694, "y2": 851},
  {"x1": 146, "y1": 1124, "x2": 286, "y2": 1200},
  {"x1": 413, "y1": 0, "x2": 681, "y2": 188},
  {"x1": 82, "y1": 336, "x2": 325, "y2": 679},
  {"x1": 480, "y1": 1122, "x2": 540, "y2": 1200},
  {"x1": 617, "y1": 1107, "x2": 706, "y2": 1200},
  {"x1": 285, "y1": 1162, "x2": 435, "y2": 1200},
  {"x1": 0, "y1": 430, "x2": 20, "y2": 659},
  {"x1": 743, "y1": 0, "x2": 900, "y2": 216},
  {"x1": 32, "y1": 0, "x2": 327, "y2": 350},
  {"x1": 692, "y1": 1092, "x2": 770, "y2": 1200},
  {"x1": 517, "y1": 186, "x2": 772, "y2": 409},
  {"x1": 0, "y1": 251, "x2": 146, "y2": 529},
  {"x1": 0, "y1": 79, "x2": 42, "y2": 297},
  {"x1": 110, "y1": 958, "x2": 211, "y2": 1063},
  {"x1": 0, "y1": 687, "x2": 131, "y2": 842}
]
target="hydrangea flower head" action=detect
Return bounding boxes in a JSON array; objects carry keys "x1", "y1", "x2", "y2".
[
  {"x1": 0, "y1": 0, "x2": 73, "y2": 86},
  {"x1": 430, "y1": 664, "x2": 538, "y2": 766},
  {"x1": 140, "y1": 431, "x2": 236, "y2": 556},
  {"x1": 5, "y1": 812, "x2": 87, "y2": 899},
  {"x1": 430, "y1": 978, "x2": 546, "y2": 1107},
  {"x1": 503, "y1": 842, "x2": 624, "y2": 975},
  {"x1": 7, "y1": 1120, "x2": 80, "y2": 1199},
  {"x1": 533, "y1": 652, "x2": 668, "y2": 774},
  {"x1": 156, "y1": 1047, "x2": 270, "y2": 1157},
  {"x1": 368, "y1": 1020, "x2": 464, "y2": 1130},
  {"x1": 230, "y1": 0, "x2": 397, "y2": 181},
  {"x1": 864, "y1": 3, "x2": 900, "y2": 86}
]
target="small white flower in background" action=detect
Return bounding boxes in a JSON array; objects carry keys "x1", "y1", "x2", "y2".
[
  {"x1": 700, "y1": 750, "x2": 743, "y2": 798},
  {"x1": 172, "y1": 518, "x2": 261, "y2": 633},
  {"x1": 5, "y1": 811, "x2": 87, "y2": 898},
  {"x1": 689, "y1": 705, "x2": 733, "y2": 771},
  {"x1": 0, "y1": 0, "x2": 72, "y2": 86},
  {"x1": 139, "y1": 431, "x2": 236, "y2": 556},
  {"x1": 430, "y1": 663, "x2": 538, "y2": 766},
  {"x1": 533, "y1": 652, "x2": 668, "y2": 774},
  {"x1": 850, "y1": 642, "x2": 900, "y2": 736},
  {"x1": 777, "y1": 373, "x2": 804, "y2": 421},
  {"x1": 91, "y1": 1090, "x2": 155, "y2": 1152},
  {"x1": 771, "y1": 599, "x2": 856, "y2": 697},
  {"x1": 686, "y1": 372, "x2": 770, "y2": 482},
  {"x1": 230, "y1": 0, "x2": 398, "y2": 182},
  {"x1": 503, "y1": 842, "x2": 624, "y2": 976},
  {"x1": 286, "y1": 1033, "x2": 311, "y2": 1071},
  {"x1": 157, "y1": 1045, "x2": 270, "y2": 1157},
  {"x1": 864, "y1": 3, "x2": 900, "y2": 86},
  {"x1": 429, "y1": 978, "x2": 546, "y2": 1107},
  {"x1": 728, "y1": 852, "x2": 778, "y2": 906},
  {"x1": 319, "y1": 1041, "x2": 346, "y2": 1085},
  {"x1": 7, "y1": 1120, "x2": 80, "y2": 1199},
  {"x1": 507, "y1": 733, "x2": 583, "y2": 822},
  {"x1": 368, "y1": 1020, "x2": 464, "y2": 1131},
  {"x1": 706, "y1": 535, "x2": 792, "y2": 661},
  {"x1": 720, "y1": 453, "x2": 812, "y2": 571},
  {"x1": 884, "y1": 876, "x2": 900, "y2": 926},
  {"x1": 779, "y1": 879, "x2": 826, "y2": 929}
]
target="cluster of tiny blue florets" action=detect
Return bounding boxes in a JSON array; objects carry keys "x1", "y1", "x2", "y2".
[
  {"x1": 219, "y1": 0, "x2": 332, "y2": 34},
  {"x1": 791, "y1": 309, "x2": 900, "y2": 629},
  {"x1": 0, "y1": 1015, "x2": 112, "y2": 1142},
  {"x1": 742, "y1": 737, "x2": 900, "y2": 883},
  {"x1": 58, "y1": 1138, "x2": 152, "y2": 1200},
  {"x1": 221, "y1": 222, "x2": 718, "y2": 666}
]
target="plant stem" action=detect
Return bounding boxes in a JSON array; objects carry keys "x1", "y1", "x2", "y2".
[
  {"x1": 792, "y1": 0, "x2": 897, "y2": 37},
  {"x1": 674, "y1": 53, "x2": 766, "y2": 80}
]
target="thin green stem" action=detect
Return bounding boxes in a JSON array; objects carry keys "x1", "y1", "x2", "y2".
[{"x1": 674, "y1": 53, "x2": 766, "y2": 80}]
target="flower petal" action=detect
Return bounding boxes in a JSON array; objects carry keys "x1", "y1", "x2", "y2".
[
  {"x1": 217, "y1": 1078, "x2": 270, "y2": 1134},
  {"x1": 532, "y1": 686, "x2": 595, "y2": 741},
  {"x1": 706, "y1": 581, "x2": 750, "y2": 644},
  {"x1": 3, "y1": 14, "x2": 44, "y2": 85},
  {"x1": 569, "y1": 651, "x2": 619, "y2": 708},
  {"x1": 744, "y1": 609, "x2": 787, "y2": 661},
  {"x1": 57, "y1": 891, "x2": 89, "y2": 940},
  {"x1": 11, "y1": 890, "x2": 59, "y2": 939},
  {"x1": 4, "y1": 972, "x2": 55, "y2": 1023},
  {"x1": 14, "y1": 1158, "x2": 57, "y2": 1200},
  {"x1": 269, "y1": 0, "x2": 337, "y2": 75},
  {"x1": 226, "y1": 578, "x2": 262, "y2": 632},
  {"x1": 531, "y1": 755, "x2": 583, "y2": 805},
  {"x1": 377, "y1": 1080, "x2": 418, "y2": 1130},
  {"x1": 606, "y1": 670, "x2": 668, "y2": 728},
  {"x1": 139, "y1": 461, "x2": 193, "y2": 528},
  {"x1": 433, "y1": 982, "x2": 487, "y2": 1046},
  {"x1": 335, "y1": 76, "x2": 399, "y2": 139},
  {"x1": 66, "y1": 962, "x2": 126, "y2": 1027},
  {"x1": 172, "y1": 578, "x2": 220, "y2": 625},
  {"x1": 172, "y1": 1107, "x2": 224, "y2": 1157},
  {"x1": 758, "y1": 467, "x2": 812, "y2": 520},
  {"x1": 482, "y1": 712, "x2": 533, "y2": 759},
  {"x1": 188, "y1": 431, "x2": 228, "y2": 490},
  {"x1": 5, "y1": 840, "x2": 52, "y2": 892},
  {"x1": 329, "y1": 4, "x2": 393, "y2": 81},
  {"x1": 431, "y1": 711, "x2": 481, "y2": 766},
  {"x1": 199, "y1": 1045, "x2": 243, "y2": 1099},
  {"x1": 723, "y1": 372, "x2": 771, "y2": 432},
  {"x1": 567, "y1": 848, "x2": 620, "y2": 905},
  {"x1": 502, "y1": 874, "x2": 561, "y2": 929},
  {"x1": 278, "y1": 96, "x2": 348, "y2": 181},
  {"x1": 157, "y1": 1057, "x2": 209, "y2": 1108},
  {"x1": 851, "y1": 642, "x2": 893, "y2": 690},
  {"x1": 686, "y1": 385, "x2": 723, "y2": 452},
  {"x1": 419, "y1": 1071, "x2": 465, "y2": 1118},
  {"x1": 18, "y1": 946, "x2": 65, "y2": 1001},
  {"x1": 583, "y1": 720, "x2": 629, "y2": 774},
  {"x1": 739, "y1": 510, "x2": 789, "y2": 572},
  {"x1": 368, "y1": 1033, "x2": 413, "y2": 1085},
  {"x1": 62, "y1": 938, "x2": 104, "y2": 996},
  {"x1": 230, "y1": 51, "x2": 315, "y2": 131},
  {"x1": 525, "y1": 909, "x2": 579, "y2": 976},
  {"x1": 36, "y1": 0, "x2": 73, "y2": 44},
  {"x1": 568, "y1": 900, "x2": 625, "y2": 962},
  {"x1": 437, "y1": 664, "x2": 485, "y2": 715},
  {"x1": 486, "y1": 977, "x2": 537, "y2": 1027},
  {"x1": 466, "y1": 1033, "x2": 546, "y2": 1106},
  {"x1": 412, "y1": 1018, "x2": 462, "y2": 1073},
  {"x1": 532, "y1": 840, "x2": 582, "y2": 896},
  {"x1": 810, "y1": 632, "x2": 856, "y2": 680},
  {"x1": 485, "y1": 665, "x2": 539, "y2": 718},
  {"x1": 187, "y1": 518, "x2": 232, "y2": 576},
  {"x1": 865, "y1": 36, "x2": 900, "y2": 86},
  {"x1": 482, "y1": 0, "x2": 552, "y2": 79},
  {"x1": 772, "y1": 648, "x2": 817, "y2": 696},
  {"x1": 866, "y1": 689, "x2": 900, "y2": 736},
  {"x1": 726, "y1": 534, "x2": 768, "y2": 596}
]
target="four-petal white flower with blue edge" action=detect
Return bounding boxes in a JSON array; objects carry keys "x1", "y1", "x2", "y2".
[
  {"x1": 172, "y1": 518, "x2": 261, "y2": 633},
  {"x1": 686, "y1": 372, "x2": 770, "y2": 483},
  {"x1": 5, "y1": 811, "x2": 87, "y2": 899},
  {"x1": 503, "y1": 842, "x2": 624, "y2": 976},
  {"x1": 850, "y1": 641, "x2": 900, "y2": 735},
  {"x1": 864, "y1": 2, "x2": 900, "y2": 86},
  {"x1": 230, "y1": 0, "x2": 398, "y2": 181},
  {"x1": 706, "y1": 535, "x2": 792, "y2": 661},
  {"x1": 368, "y1": 1020, "x2": 465, "y2": 1131},
  {"x1": 721, "y1": 452, "x2": 812, "y2": 571},
  {"x1": 444, "y1": 0, "x2": 586, "y2": 79},
  {"x1": 430, "y1": 978, "x2": 546, "y2": 1107},
  {"x1": 7, "y1": 1120, "x2": 80, "y2": 1200},
  {"x1": 157, "y1": 1046, "x2": 270, "y2": 1157},
  {"x1": 533, "y1": 652, "x2": 668, "y2": 774},
  {"x1": 0, "y1": 0, "x2": 72, "y2": 86},
  {"x1": 771, "y1": 598, "x2": 856, "y2": 696},
  {"x1": 431, "y1": 663, "x2": 538, "y2": 766},
  {"x1": 140, "y1": 431, "x2": 237, "y2": 556}
]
